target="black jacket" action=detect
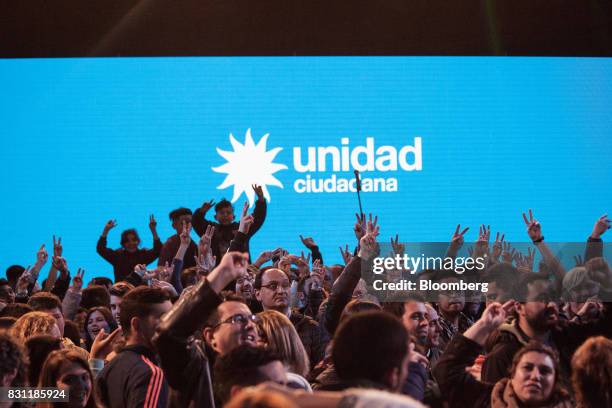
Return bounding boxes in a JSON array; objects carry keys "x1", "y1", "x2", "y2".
[
  {"x1": 97, "y1": 236, "x2": 162, "y2": 282},
  {"x1": 482, "y1": 299, "x2": 612, "y2": 384},
  {"x1": 192, "y1": 199, "x2": 266, "y2": 263},
  {"x1": 153, "y1": 278, "x2": 223, "y2": 408},
  {"x1": 97, "y1": 344, "x2": 168, "y2": 408}
]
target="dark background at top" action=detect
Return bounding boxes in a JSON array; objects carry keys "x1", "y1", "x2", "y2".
[{"x1": 1, "y1": 0, "x2": 611, "y2": 57}]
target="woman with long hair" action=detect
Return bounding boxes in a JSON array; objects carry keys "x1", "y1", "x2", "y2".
[
  {"x1": 256, "y1": 310, "x2": 310, "y2": 383},
  {"x1": 37, "y1": 349, "x2": 97, "y2": 408},
  {"x1": 83, "y1": 307, "x2": 117, "y2": 351}
]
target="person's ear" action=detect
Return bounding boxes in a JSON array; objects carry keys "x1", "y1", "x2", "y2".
[
  {"x1": 203, "y1": 327, "x2": 217, "y2": 350},
  {"x1": 130, "y1": 316, "x2": 140, "y2": 335},
  {"x1": 514, "y1": 301, "x2": 524, "y2": 315},
  {"x1": 255, "y1": 289, "x2": 262, "y2": 302}
]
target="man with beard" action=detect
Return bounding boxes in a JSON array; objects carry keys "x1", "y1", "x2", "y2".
[
  {"x1": 482, "y1": 273, "x2": 612, "y2": 383},
  {"x1": 98, "y1": 287, "x2": 172, "y2": 408},
  {"x1": 424, "y1": 303, "x2": 442, "y2": 364},
  {"x1": 434, "y1": 271, "x2": 474, "y2": 350}
]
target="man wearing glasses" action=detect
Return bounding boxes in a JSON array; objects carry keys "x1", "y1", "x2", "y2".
[
  {"x1": 154, "y1": 251, "x2": 256, "y2": 408},
  {"x1": 254, "y1": 267, "x2": 329, "y2": 370}
]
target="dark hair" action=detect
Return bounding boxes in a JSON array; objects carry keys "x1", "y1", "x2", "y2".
[
  {"x1": 213, "y1": 345, "x2": 281, "y2": 404},
  {"x1": 27, "y1": 292, "x2": 62, "y2": 312},
  {"x1": 63, "y1": 320, "x2": 82, "y2": 348},
  {"x1": 0, "y1": 333, "x2": 28, "y2": 387},
  {"x1": 119, "y1": 287, "x2": 169, "y2": 337},
  {"x1": 181, "y1": 267, "x2": 199, "y2": 289},
  {"x1": 511, "y1": 274, "x2": 552, "y2": 302},
  {"x1": 80, "y1": 285, "x2": 111, "y2": 310},
  {"x1": 214, "y1": 199, "x2": 233, "y2": 213},
  {"x1": 484, "y1": 263, "x2": 520, "y2": 292},
  {"x1": 381, "y1": 293, "x2": 426, "y2": 319},
  {"x1": 91, "y1": 277, "x2": 113, "y2": 289},
  {"x1": 205, "y1": 292, "x2": 246, "y2": 327},
  {"x1": 25, "y1": 335, "x2": 62, "y2": 387},
  {"x1": 169, "y1": 207, "x2": 192, "y2": 222},
  {"x1": 0, "y1": 278, "x2": 9, "y2": 287},
  {"x1": 0, "y1": 317, "x2": 17, "y2": 330},
  {"x1": 6, "y1": 265, "x2": 25, "y2": 284},
  {"x1": 339, "y1": 299, "x2": 381, "y2": 324},
  {"x1": 0, "y1": 303, "x2": 33, "y2": 319},
  {"x1": 84, "y1": 307, "x2": 117, "y2": 350},
  {"x1": 38, "y1": 349, "x2": 96, "y2": 408},
  {"x1": 571, "y1": 336, "x2": 612, "y2": 408},
  {"x1": 120, "y1": 229, "x2": 141, "y2": 247},
  {"x1": 109, "y1": 282, "x2": 134, "y2": 298},
  {"x1": 254, "y1": 268, "x2": 290, "y2": 290},
  {"x1": 509, "y1": 341, "x2": 569, "y2": 404},
  {"x1": 332, "y1": 311, "x2": 408, "y2": 389}
]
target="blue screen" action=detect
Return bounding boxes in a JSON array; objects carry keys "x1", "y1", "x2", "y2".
[{"x1": 1, "y1": 57, "x2": 611, "y2": 282}]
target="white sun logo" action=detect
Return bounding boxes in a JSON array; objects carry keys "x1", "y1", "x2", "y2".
[{"x1": 212, "y1": 129, "x2": 288, "y2": 205}]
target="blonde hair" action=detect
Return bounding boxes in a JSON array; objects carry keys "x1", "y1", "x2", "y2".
[
  {"x1": 256, "y1": 310, "x2": 310, "y2": 377},
  {"x1": 10, "y1": 312, "x2": 57, "y2": 343}
]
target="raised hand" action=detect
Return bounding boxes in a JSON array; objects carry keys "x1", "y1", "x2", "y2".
[
  {"x1": 491, "y1": 232, "x2": 505, "y2": 260},
  {"x1": 479, "y1": 301, "x2": 510, "y2": 330},
  {"x1": 208, "y1": 252, "x2": 249, "y2": 290},
  {"x1": 522, "y1": 209, "x2": 543, "y2": 242},
  {"x1": 253, "y1": 250, "x2": 274, "y2": 268},
  {"x1": 408, "y1": 342, "x2": 429, "y2": 369},
  {"x1": 201, "y1": 199, "x2": 216, "y2": 213},
  {"x1": 199, "y1": 225, "x2": 215, "y2": 254},
  {"x1": 590, "y1": 214, "x2": 611, "y2": 239},
  {"x1": 180, "y1": 222, "x2": 192, "y2": 247},
  {"x1": 102, "y1": 220, "x2": 117, "y2": 237},
  {"x1": 354, "y1": 213, "x2": 366, "y2": 240},
  {"x1": 310, "y1": 259, "x2": 325, "y2": 290},
  {"x1": 71, "y1": 268, "x2": 85, "y2": 292},
  {"x1": 299, "y1": 235, "x2": 318, "y2": 250},
  {"x1": 53, "y1": 235, "x2": 63, "y2": 257},
  {"x1": 574, "y1": 254, "x2": 584, "y2": 267},
  {"x1": 35, "y1": 244, "x2": 48, "y2": 267},
  {"x1": 238, "y1": 202, "x2": 255, "y2": 234},
  {"x1": 339, "y1": 244, "x2": 353, "y2": 265},
  {"x1": 474, "y1": 224, "x2": 491, "y2": 256},
  {"x1": 17, "y1": 266, "x2": 32, "y2": 292},
  {"x1": 90, "y1": 328, "x2": 122, "y2": 360},
  {"x1": 390, "y1": 234, "x2": 405, "y2": 256},
  {"x1": 149, "y1": 214, "x2": 157, "y2": 232},
  {"x1": 252, "y1": 184, "x2": 265, "y2": 201},
  {"x1": 295, "y1": 251, "x2": 311, "y2": 278},
  {"x1": 358, "y1": 215, "x2": 380, "y2": 261},
  {"x1": 52, "y1": 256, "x2": 68, "y2": 274},
  {"x1": 501, "y1": 242, "x2": 515, "y2": 264},
  {"x1": 450, "y1": 224, "x2": 469, "y2": 249}
]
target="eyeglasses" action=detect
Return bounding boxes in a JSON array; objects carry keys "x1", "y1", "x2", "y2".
[
  {"x1": 261, "y1": 281, "x2": 291, "y2": 291},
  {"x1": 213, "y1": 313, "x2": 258, "y2": 329}
]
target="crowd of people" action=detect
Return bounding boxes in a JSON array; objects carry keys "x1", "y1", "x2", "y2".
[{"x1": 1, "y1": 185, "x2": 611, "y2": 408}]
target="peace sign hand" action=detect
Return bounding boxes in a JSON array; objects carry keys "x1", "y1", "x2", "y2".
[{"x1": 522, "y1": 209, "x2": 543, "y2": 242}]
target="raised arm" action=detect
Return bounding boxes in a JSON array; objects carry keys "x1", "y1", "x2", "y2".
[
  {"x1": 323, "y1": 215, "x2": 379, "y2": 334},
  {"x1": 300, "y1": 235, "x2": 324, "y2": 264},
  {"x1": 247, "y1": 184, "x2": 267, "y2": 237},
  {"x1": 522, "y1": 209, "x2": 565, "y2": 282},
  {"x1": 585, "y1": 214, "x2": 609, "y2": 261},
  {"x1": 192, "y1": 199, "x2": 218, "y2": 237},
  {"x1": 444, "y1": 224, "x2": 469, "y2": 260},
  {"x1": 141, "y1": 214, "x2": 163, "y2": 264},
  {"x1": 96, "y1": 220, "x2": 119, "y2": 264},
  {"x1": 432, "y1": 302, "x2": 510, "y2": 406},
  {"x1": 153, "y1": 252, "x2": 249, "y2": 389}
]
